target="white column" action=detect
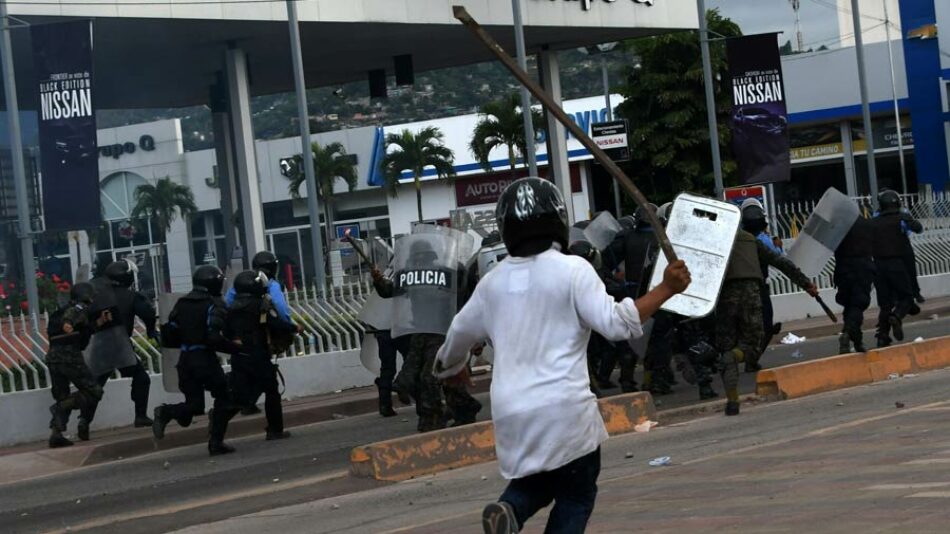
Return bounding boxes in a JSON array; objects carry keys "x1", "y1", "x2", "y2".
[
  {"x1": 165, "y1": 216, "x2": 194, "y2": 293},
  {"x1": 538, "y1": 47, "x2": 575, "y2": 224},
  {"x1": 211, "y1": 103, "x2": 241, "y2": 268},
  {"x1": 224, "y1": 48, "x2": 266, "y2": 257}
]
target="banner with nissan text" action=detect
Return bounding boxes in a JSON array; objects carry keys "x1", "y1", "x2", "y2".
[
  {"x1": 32, "y1": 20, "x2": 100, "y2": 231},
  {"x1": 726, "y1": 33, "x2": 790, "y2": 186}
]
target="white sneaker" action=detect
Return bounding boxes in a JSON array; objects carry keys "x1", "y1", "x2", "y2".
[{"x1": 482, "y1": 501, "x2": 519, "y2": 534}]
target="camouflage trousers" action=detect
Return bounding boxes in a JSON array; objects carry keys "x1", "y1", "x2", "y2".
[
  {"x1": 46, "y1": 347, "x2": 103, "y2": 430},
  {"x1": 715, "y1": 280, "x2": 764, "y2": 401},
  {"x1": 394, "y1": 333, "x2": 481, "y2": 432}
]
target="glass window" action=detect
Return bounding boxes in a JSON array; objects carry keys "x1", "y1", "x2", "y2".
[
  {"x1": 100, "y1": 171, "x2": 149, "y2": 221},
  {"x1": 192, "y1": 241, "x2": 211, "y2": 265},
  {"x1": 190, "y1": 214, "x2": 206, "y2": 238},
  {"x1": 211, "y1": 210, "x2": 224, "y2": 236}
]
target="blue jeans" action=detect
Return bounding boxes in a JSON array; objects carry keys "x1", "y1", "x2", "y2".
[{"x1": 499, "y1": 447, "x2": 601, "y2": 534}]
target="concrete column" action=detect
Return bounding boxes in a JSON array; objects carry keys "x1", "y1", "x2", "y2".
[
  {"x1": 165, "y1": 216, "x2": 193, "y2": 292},
  {"x1": 840, "y1": 120, "x2": 858, "y2": 197},
  {"x1": 224, "y1": 47, "x2": 266, "y2": 257},
  {"x1": 210, "y1": 76, "x2": 242, "y2": 268},
  {"x1": 538, "y1": 47, "x2": 575, "y2": 224}
]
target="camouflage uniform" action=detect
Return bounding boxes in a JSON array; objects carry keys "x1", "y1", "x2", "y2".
[{"x1": 46, "y1": 303, "x2": 104, "y2": 442}]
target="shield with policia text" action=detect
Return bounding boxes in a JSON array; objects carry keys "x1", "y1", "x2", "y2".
[{"x1": 390, "y1": 225, "x2": 474, "y2": 338}]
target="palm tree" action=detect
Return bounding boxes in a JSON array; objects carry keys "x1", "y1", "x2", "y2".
[
  {"x1": 380, "y1": 127, "x2": 456, "y2": 223},
  {"x1": 469, "y1": 93, "x2": 544, "y2": 175},
  {"x1": 287, "y1": 141, "x2": 358, "y2": 245},
  {"x1": 130, "y1": 177, "x2": 198, "y2": 238}
]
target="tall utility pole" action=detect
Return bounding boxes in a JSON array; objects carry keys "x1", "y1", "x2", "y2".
[
  {"x1": 0, "y1": 4, "x2": 40, "y2": 328},
  {"x1": 600, "y1": 50, "x2": 622, "y2": 216},
  {"x1": 697, "y1": 0, "x2": 724, "y2": 199},
  {"x1": 883, "y1": 0, "x2": 908, "y2": 194},
  {"x1": 852, "y1": 0, "x2": 880, "y2": 205},
  {"x1": 286, "y1": 0, "x2": 327, "y2": 293},
  {"x1": 511, "y1": 0, "x2": 538, "y2": 177},
  {"x1": 789, "y1": 0, "x2": 804, "y2": 52}
]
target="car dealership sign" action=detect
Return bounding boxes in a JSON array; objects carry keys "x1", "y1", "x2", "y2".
[{"x1": 554, "y1": 0, "x2": 655, "y2": 11}]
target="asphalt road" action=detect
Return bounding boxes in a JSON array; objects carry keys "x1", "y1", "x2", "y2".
[{"x1": 1, "y1": 317, "x2": 947, "y2": 534}]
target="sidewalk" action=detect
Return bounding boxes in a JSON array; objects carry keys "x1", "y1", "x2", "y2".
[{"x1": 2, "y1": 296, "x2": 947, "y2": 485}]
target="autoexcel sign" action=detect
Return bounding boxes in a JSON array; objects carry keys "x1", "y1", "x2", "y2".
[
  {"x1": 552, "y1": 0, "x2": 655, "y2": 10},
  {"x1": 591, "y1": 120, "x2": 630, "y2": 162},
  {"x1": 32, "y1": 20, "x2": 100, "y2": 232}
]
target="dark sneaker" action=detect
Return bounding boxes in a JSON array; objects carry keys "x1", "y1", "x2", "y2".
[
  {"x1": 838, "y1": 333, "x2": 852, "y2": 355},
  {"x1": 77, "y1": 420, "x2": 90, "y2": 441},
  {"x1": 241, "y1": 405, "x2": 262, "y2": 416},
  {"x1": 699, "y1": 384, "x2": 719, "y2": 400},
  {"x1": 915, "y1": 293, "x2": 926, "y2": 304},
  {"x1": 48, "y1": 404, "x2": 67, "y2": 432},
  {"x1": 265, "y1": 430, "x2": 292, "y2": 441},
  {"x1": 877, "y1": 337, "x2": 892, "y2": 349},
  {"x1": 889, "y1": 314, "x2": 904, "y2": 341},
  {"x1": 49, "y1": 434, "x2": 74, "y2": 449},
  {"x1": 482, "y1": 501, "x2": 519, "y2": 534},
  {"x1": 152, "y1": 407, "x2": 169, "y2": 440},
  {"x1": 908, "y1": 304, "x2": 921, "y2": 316},
  {"x1": 379, "y1": 405, "x2": 398, "y2": 417},
  {"x1": 134, "y1": 415, "x2": 154, "y2": 428},
  {"x1": 208, "y1": 440, "x2": 236, "y2": 456},
  {"x1": 725, "y1": 401, "x2": 740, "y2": 416}
]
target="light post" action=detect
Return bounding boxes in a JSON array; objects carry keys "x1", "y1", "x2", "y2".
[
  {"x1": 511, "y1": 0, "x2": 538, "y2": 177},
  {"x1": 580, "y1": 42, "x2": 625, "y2": 215}
]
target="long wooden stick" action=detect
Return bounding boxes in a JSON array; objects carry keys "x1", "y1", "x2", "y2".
[{"x1": 452, "y1": 6, "x2": 677, "y2": 262}]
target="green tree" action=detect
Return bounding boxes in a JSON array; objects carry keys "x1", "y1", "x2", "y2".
[
  {"x1": 130, "y1": 177, "x2": 198, "y2": 237},
  {"x1": 469, "y1": 93, "x2": 544, "y2": 175},
  {"x1": 380, "y1": 127, "x2": 456, "y2": 223},
  {"x1": 287, "y1": 141, "x2": 358, "y2": 245},
  {"x1": 615, "y1": 9, "x2": 742, "y2": 206}
]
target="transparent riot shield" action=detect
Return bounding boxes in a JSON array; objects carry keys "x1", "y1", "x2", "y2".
[
  {"x1": 358, "y1": 292, "x2": 393, "y2": 331},
  {"x1": 359, "y1": 332, "x2": 381, "y2": 375},
  {"x1": 647, "y1": 194, "x2": 741, "y2": 318},
  {"x1": 569, "y1": 226, "x2": 587, "y2": 245},
  {"x1": 158, "y1": 293, "x2": 186, "y2": 393},
  {"x1": 477, "y1": 243, "x2": 509, "y2": 278},
  {"x1": 84, "y1": 325, "x2": 139, "y2": 377},
  {"x1": 787, "y1": 187, "x2": 860, "y2": 279},
  {"x1": 584, "y1": 211, "x2": 623, "y2": 251},
  {"x1": 390, "y1": 225, "x2": 472, "y2": 338}
]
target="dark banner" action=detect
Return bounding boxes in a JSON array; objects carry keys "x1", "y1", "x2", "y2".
[
  {"x1": 726, "y1": 33, "x2": 790, "y2": 186},
  {"x1": 32, "y1": 20, "x2": 99, "y2": 231}
]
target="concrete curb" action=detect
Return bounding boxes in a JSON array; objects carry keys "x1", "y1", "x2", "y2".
[
  {"x1": 350, "y1": 391, "x2": 656, "y2": 482},
  {"x1": 756, "y1": 335, "x2": 950, "y2": 400}
]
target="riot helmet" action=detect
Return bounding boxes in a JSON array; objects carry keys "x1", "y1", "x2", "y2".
[
  {"x1": 192, "y1": 265, "x2": 225, "y2": 296},
  {"x1": 104, "y1": 260, "x2": 136, "y2": 288},
  {"x1": 568, "y1": 240, "x2": 602, "y2": 270},
  {"x1": 740, "y1": 198, "x2": 767, "y2": 235},
  {"x1": 618, "y1": 215, "x2": 638, "y2": 231},
  {"x1": 481, "y1": 230, "x2": 502, "y2": 248},
  {"x1": 70, "y1": 282, "x2": 96, "y2": 304},
  {"x1": 496, "y1": 177, "x2": 569, "y2": 254},
  {"x1": 878, "y1": 189, "x2": 901, "y2": 214},
  {"x1": 657, "y1": 203, "x2": 673, "y2": 227},
  {"x1": 233, "y1": 270, "x2": 269, "y2": 297},
  {"x1": 408, "y1": 240, "x2": 439, "y2": 268},
  {"x1": 633, "y1": 203, "x2": 658, "y2": 229},
  {"x1": 252, "y1": 251, "x2": 279, "y2": 279}
]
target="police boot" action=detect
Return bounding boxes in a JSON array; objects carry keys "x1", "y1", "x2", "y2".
[
  {"x1": 725, "y1": 401, "x2": 740, "y2": 416},
  {"x1": 208, "y1": 439, "x2": 236, "y2": 456},
  {"x1": 698, "y1": 383, "x2": 719, "y2": 400},
  {"x1": 134, "y1": 415, "x2": 154, "y2": 428},
  {"x1": 266, "y1": 430, "x2": 292, "y2": 441},
  {"x1": 375, "y1": 378, "x2": 397, "y2": 418},
  {"x1": 417, "y1": 412, "x2": 446, "y2": 433},
  {"x1": 838, "y1": 332, "x2": 852, "y2": 355},
  {"x1": 241, "y1": 405, "x2": 262, "y2": 416},
  {"x1": 888, "y1": 314, "x2": 905, "y2": 341},
  {"x1": 77, "y1": 418, "x2": 91, "y2": 442},
  {"x1": 152, "y1": 406, "x2": 171, "y2": 441},
  {"x1": 48, "y1": 430, "x2": 74, "y2": 449},
  {"x1": 877, "y1": 336, "x2": 892, "y2": 349},
  {"x1": 674, "y1": 354, "x2": 697, "y2": 385},
  {"x1": 851, "y1": 329, "x2": 867, "y2": 353},
  {"x1": 49, "y1": 404, "x2": 69, "y2": 434}
]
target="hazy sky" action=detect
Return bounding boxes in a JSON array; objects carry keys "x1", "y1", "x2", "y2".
[{"x1": 707, "y1": 0, "x2": 844, "y2": 50}]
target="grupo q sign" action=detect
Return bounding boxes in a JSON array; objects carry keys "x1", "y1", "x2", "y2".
[{"x1": 556, "y1": 0, "x2": 655, "y2": 11}]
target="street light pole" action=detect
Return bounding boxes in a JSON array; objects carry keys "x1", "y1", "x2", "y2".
[
  {"x1": 852, "y1": 0, "x2": 880, "y2": 205},
  {"x1": 697, "y1": 0, "x2": 725, "y2": 199},
  {"x1": 883, "y1": 0, "x2": 908, "y2": 194},
  {"x1": 286, "y1": 0, "x2": 327, "y2": 294},
  {"x1": 511, "y1": 0, "x2": 538, "y2": 177},
  {"x1": 601, "y1": 55, "x2": 623, "y2": 215},
  {"x1": 0, "y1": 4, "x2": 40, "y2": 329}
]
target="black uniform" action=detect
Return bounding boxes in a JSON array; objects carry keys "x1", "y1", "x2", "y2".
[
  {"x1": 871, "y1": 211, "x2": 923, "y2": 346},
  {"x1": 153, "y1": 290, "x2": 241, "y2": 452},
  {"x1": 87, "y1": 284, "x2": 155, "y2": 425},
  {"x1": 227, "y1": 290, "x2": 297, "y2": 438},
  {"x1": 46, "y1": 295, "x2": 105, "y2": 447},
  {"x1": 834, "y1": 217, "x2": 875, "y2": 353}
]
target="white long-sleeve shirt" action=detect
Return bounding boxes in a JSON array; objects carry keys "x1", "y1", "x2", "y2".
[{"x1": 435, "y1": 248, "x2": 643, "y2": 479}]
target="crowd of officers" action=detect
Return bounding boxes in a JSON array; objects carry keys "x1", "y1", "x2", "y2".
[
  {"x1": 45, "y1": 251, "x2": 298, "y2": 455},
  {"x1": 43, "y1": 188, "x2": 925, "y2": 450}
]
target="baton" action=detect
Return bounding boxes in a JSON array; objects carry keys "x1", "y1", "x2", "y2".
[
  {"x1": 342, "y1": 229, "x2": 374, "y2": 267},
  {"x1": 815, "y1": 295, "x2": 838, "y2": 323},
  {"x1": 453, "y1": 6, "x2": 677, "y2": 264}
]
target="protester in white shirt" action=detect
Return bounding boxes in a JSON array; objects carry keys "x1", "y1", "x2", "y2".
[{"x1": 436, "y1": 178, "x2": 691, "y2": 534}]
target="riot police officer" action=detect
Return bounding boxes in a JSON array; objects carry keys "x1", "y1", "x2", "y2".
[
  {"x1": 871, "y1": 190, "x2": 923, "y2": 347},
  {"x1": 46, "y1": 283, "x2": 109, "y2": 447},
  {"x1": 834, "y1": 216, "x2": 875, "y2": 353},
  {"x1": 739, "y1": 199, "x2": 783, "y2": 369},
  {"x1": 153, "y1": 265, "x2": 242, "y2": 455},
  {"x1": 226, "y1": 251, "x2": 292, "y2": 322},
  {"x1": 227, "y1": 270, "x2": 298, "y2": 440},
  {"x1": 85, "y1": 260, "x2": 155, "y2": 432}
]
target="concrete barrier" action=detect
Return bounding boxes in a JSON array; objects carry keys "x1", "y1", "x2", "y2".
[
  {"x1": 350, "y1": 391, "x2": 656, "y2": 482},
  {"x1": 757, "y1": 335, "x2": 950, "y2": 400}
]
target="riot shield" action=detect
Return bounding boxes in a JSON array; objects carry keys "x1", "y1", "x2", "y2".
[
  {"x1": 569, "y1": 226, "x2": 587, "y2": 245},
  {"x1": 390, "y1": 225, "x2": 472, "y2": 338},
  {"x1": 359, "y1": 333, "x2": 381, "y2": 375},
  {"x1": 584, "y1": 211, "x2": 623, "y2": 251},
  {"x1": 84, "y1": 325, "x2": 139, "y2": 377},
  {"x1": 358, "y1": 292, "x2": 393, "y2": 331},
  {"x1": 158, "y1": 293, "x2": 186, "y2": 393},
  {"x1": 647, "y1": 194, "x2": 741, "y2": 318},
  {"x1": 787, "y1": 187, "x2": 860, "y2": 278},
  {"x1": 477, "y1": 243, "x2": 509, "y2": 278}
]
